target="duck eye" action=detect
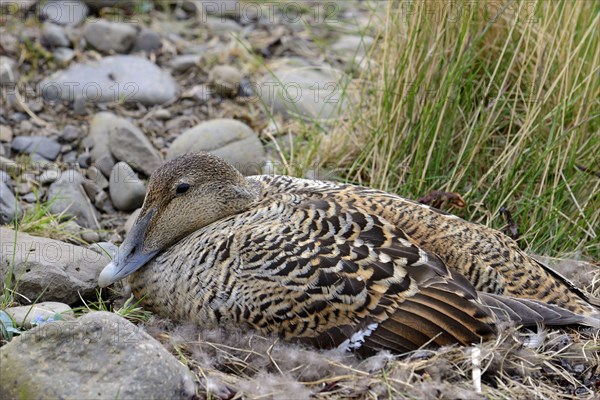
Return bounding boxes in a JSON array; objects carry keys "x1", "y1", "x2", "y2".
[{"x1": 176, "y1": 183, "x2": 190, "y2": 194}]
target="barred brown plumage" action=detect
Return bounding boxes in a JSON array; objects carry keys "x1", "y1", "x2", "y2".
[{"x1": 98, "y1": 152, "x2": 600, "y2": 356}]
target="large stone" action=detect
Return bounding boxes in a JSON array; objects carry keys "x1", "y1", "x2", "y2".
[
  {"x1": 87, "y1": 112, "x2": 117, "y2": 176},
  {"x1": 257, "y1": 59, "x2": 348, "y2": 120},
  {"x1": 109, "y1": 162, "x2": 146, "y2": 211},
  {"x1": 0, "y1": 312, "x2": 196, "y2": 399},
  {"x1": 47, "y1": 169, "x2": 99, "y2": 229},
  {"x1": 88, "y1": 111, "x2": 164, "y2": 177},
  {"x1": 167, "y1": 119, "x2": 265, "y2": 175},
  {"x1": 41, "y1": 55, "x2": 178, "y2": 106},
  {"x1": 83, "y1": 19, "x2": 138, "y2": 53},
  {"x1": 108, "y1": 123, "x2": 162, "y2": 176},
  {"x1": 0, "y1": 228, "x2": 109, "y2": 304}
]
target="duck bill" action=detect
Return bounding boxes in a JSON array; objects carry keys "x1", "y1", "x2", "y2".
[{"x1": 98, "y1": 209, "x2": 158, "y2": 287}]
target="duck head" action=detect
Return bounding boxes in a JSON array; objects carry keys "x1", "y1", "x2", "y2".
[{"x1": 98, "y1": 152, "x2": 260, "y2": 287}]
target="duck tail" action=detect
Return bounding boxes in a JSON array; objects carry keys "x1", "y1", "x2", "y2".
[{"x1": 479, "y1": 292, "x2": 600, "y2": 329}]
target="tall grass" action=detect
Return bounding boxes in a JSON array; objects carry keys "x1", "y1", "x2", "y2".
[{"x1": 292, "y1": 0, "x2": 599, "y2": 258}]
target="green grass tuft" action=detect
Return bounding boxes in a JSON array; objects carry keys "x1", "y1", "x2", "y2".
[{"x1": 283, "y1": 0, "x2": 599, "y2": 258}]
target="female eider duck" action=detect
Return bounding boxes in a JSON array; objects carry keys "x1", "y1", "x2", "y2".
[{"x1": 99, "y1": 152, "x2": 599, "y2": 356}]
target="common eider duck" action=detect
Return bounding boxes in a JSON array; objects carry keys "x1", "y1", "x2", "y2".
[{"x1": 99, "y1": 152, "x2": 599, "y2": 355}]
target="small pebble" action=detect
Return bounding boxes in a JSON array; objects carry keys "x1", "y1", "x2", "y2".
[
  {"x1": 0, "y1": 125, "x2": 13, "y2": 142},
  {"x1": 62, "y1": 151, "x2": 78, "y2": 164},
  {"x1": 22, "y1": 192, "x2": 38, "y2": 203},
  {"x1": 209, "y1": 65, "x2": 243, "y2": 98},
  {"x1": 81, "y1": 230, "x2": 100, "y2": 243},
  {"x1": 60, "y1": 125, "x2": 82, "y2": 142},
  {"x1": 39, "y1": 169, "x2": 61, "y2": 184},
  {"x1": 77, "y1": 153, "x2": 91, "y2": 168}
]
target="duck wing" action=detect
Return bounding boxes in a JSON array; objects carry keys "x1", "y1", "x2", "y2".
[{"x1": 235, "y1": 196, "x2": 498, "y2": 355}]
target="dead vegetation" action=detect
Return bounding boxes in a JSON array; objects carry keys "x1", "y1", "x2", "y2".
[{"x1": 134, "y1": 260, "x2": 600, "y2": 400}]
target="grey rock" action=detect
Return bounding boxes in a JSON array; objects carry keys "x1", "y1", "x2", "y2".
[
  {"x1": 83, "y1": 19, "x2": 137, "y2": 53},
  {"x1": 40, "y1": 0, "x2": 89, "y2": 26},
  {"x1": 94, "y1": 190, "x2": 115, "y2": 213},
  {"x1": 61, "y1": 219, "x2": 84, "y2": 237},
  {"x1": 47, "y1": 169, "x2": 99, "y2": 228},
  {"x1": 52, "y1": 47, "x2": 75, "y2": 64},
  {"x1": 72, "y1": 96, "x2": 87, "y2": 115},
  {"x1": 0, "y1": 124, "x2": 12, "y2": 142},
  {"x1": 153, "y1": 108, "x2": 172, "y2": 120},
  {"x1": 27, "y1": 99, "x2": 43, "y2": 113},
  {"x1": 77, "y1": 152, "x2": 91, "y2": 168},
  {"x1": 41, "y1": 55, "x2": 178, "y2": 105},
  {"x1": 4, "y1": 302, "x2": 73, "y2": 329},
  {"x1": 108, "y1": 123, "x2": 162, "y2": 176},
  {"x1": 0, "y1": 312, "x2": 196, "y2": 399},
  {"x1": 0, "y1": 170, "x2": 10, "y2": 186},
  {"x1": 18, "y1": 119, "x2": 33, "y2": 134},
  {"x1": 81, "y1": 230, "x2": 100, "y2": 243},
  {"x1": 81, "y1": 179, "x2": 102, "y2": 199},
  {"x1": 209, "y1": 65, "x2": 242, "y2": 97},
  {"x1": 258, "y1": 60, "x2": 347, "y2": 120},
  {"x1": 86, "y1": 165, "x2": 109, "y2": 189},
  {"x1": 0, "y1": 31, "x2": 19, "y2": 55},
  {"x1": 0, "y1": 227, "x2": 108, "y2": 304},
  {"x1": 30, "y1": 153, "x2": 53, "y2": 167},
  {"x1": 10, "y1": 112, "x2": 29, "y2": 122},
  {"x1": 59, "y1": 124, "x2": 81, "y2": 142},
  {"x1": 205, "y1": 16, "x2": 242, "y2": 36},
  {"x1": 38, "y1": 169, "x2": 61, "y2": 184},
  {"x1": 0, "y1": 181, "x2": 22, "y2": 224},
  {"x1": 93, "y1": 153, "x2": 113, "y2": 176},
  {"x1": 168, "y1": 54, "x2": 201, "y2": 73},
  {"x1": 0, "y1": 56, "x2": 18, "y2": 85},
  {"x1": 42, "y1": 22, "x2": 71, "y2": 48},
  {"x1": 11, "y1": 136, "x2": 61, "y2": 161},
  {"x1": 14, "y1": 182, "x2": 31, "y2": 196},
  {"x1": 109, "y1": 162, "x2": 146, "y2": 211},
  {"x1": 87, "y1": 112, "x2": 118, "y2": 175},
  {"x1": 167, "y1": 119, "x2": 265, "y2": 176},
  {"x1": 132, "y1": 28, "x2": 162, "y2": 53},
  {"x1": 21, "y1": 192, "x2": 38, "y2": 203}
]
